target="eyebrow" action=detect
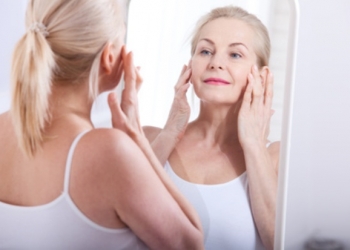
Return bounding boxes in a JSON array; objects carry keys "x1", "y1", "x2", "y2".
[{"x1": 199, "y1": 38, "x2": 249, "y2": 51}]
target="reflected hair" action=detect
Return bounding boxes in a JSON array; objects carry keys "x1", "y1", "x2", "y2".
[
  {"x1": 11, "y1": 0, "x2": 123, "y2": 157},
  {"x1": 190, "y1": 6, "x2": 270, "y2": 67}
]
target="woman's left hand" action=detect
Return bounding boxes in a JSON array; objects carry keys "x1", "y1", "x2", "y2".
[
  {"x1": 163, "y1": 65, "x2": 191, "y2": 142},
  {"x1": 108, "y1": 47, "x2": 143, "y2": 139},
  {"x1": 238, "y1": 65, "x2": 274, "y2": 149}
]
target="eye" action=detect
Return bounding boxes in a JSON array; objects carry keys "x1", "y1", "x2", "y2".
[
  {"x1": 230, "y1": 53, "x2": 242, "y2": 59},
  {"x1": 200, "y1": 49, "x2": 212, "y2": 56}
]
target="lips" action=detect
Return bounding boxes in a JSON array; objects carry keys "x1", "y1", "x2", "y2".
[{"x1": 203, "y1": 78, "x2": 230, "y2": 85}]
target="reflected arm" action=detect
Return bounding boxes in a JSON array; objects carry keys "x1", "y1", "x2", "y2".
[
  {"x1": 243, "y1": 141, "x2": 279, "y2": 250},
  {"x1": 143, "y1": 126, "x2": 179, "y2": 166}
]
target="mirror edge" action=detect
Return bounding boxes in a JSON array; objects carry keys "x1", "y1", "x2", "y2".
[{"x1": 274, "y1": 0, "x2": 300, "y2": 249}]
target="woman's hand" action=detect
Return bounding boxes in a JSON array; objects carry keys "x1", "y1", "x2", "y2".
[
  {"x1": 163, "y1": 65, "x2": 191, "y2": 142},
  {"x1": 108, "y1": 47, "x2": 143, "y2": 139},
  {"x1": 238, "y1": 65, "x2": 274, "y2": 149}
]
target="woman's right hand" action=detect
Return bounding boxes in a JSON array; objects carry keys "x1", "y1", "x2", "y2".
[{"x1": 163, "y1": 65, "x2": 192, "y2": 142}]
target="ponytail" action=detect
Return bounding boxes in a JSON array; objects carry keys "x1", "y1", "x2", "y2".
[
  {"x1": 10, "y1": 0, "x2": 123, "y2": 157},
  {"x1": 11, "y1": 26, "x2": 55, "y2": 157}
]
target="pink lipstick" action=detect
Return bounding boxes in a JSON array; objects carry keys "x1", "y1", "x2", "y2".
[{"x1": 204, "y1": 78, "x2": 230, "y2": 85}]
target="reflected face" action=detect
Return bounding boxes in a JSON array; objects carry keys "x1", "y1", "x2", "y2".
[{"x1": 191, "y1": 18, "x2": 258, "y2": 104}]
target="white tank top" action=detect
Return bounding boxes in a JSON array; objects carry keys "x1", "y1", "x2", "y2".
[
  {"x1": 164, "y1": 161, "x2": 265, "y2": 250},
  {"x1": 0, "y1": 131, "x2": 148, "y2": 250}
]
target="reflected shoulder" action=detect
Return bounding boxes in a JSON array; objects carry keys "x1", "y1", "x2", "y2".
[
  {"x1": 142, "y1": 126, "x2": 162, "y2": 142},
  {"x1": 268, "y1": 141, "x2": 280, "y2": 172}
]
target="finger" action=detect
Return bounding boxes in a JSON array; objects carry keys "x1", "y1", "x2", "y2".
[
  {"x1": 175, "y1": 82, "x2": 191, "y2": 99},
  {"x1": 241, "y1": 75, "x2": 253, "y2": 111},
  {"x1": 174, "y1": 65, "x2": 187, "y2": 90},
  {"x1": 135, "y1": 66, "x2": 143, "y2": 92},
  {"x1": 180, "y1": 64, "x2": 187, "y2": 74},
  {"x1": 108, "y1": 91, "x2": 126, "y2": 128},
  {"x1": 123, "y1": 51, "x2": 137, "y2": 95},
  {"x1": 175, "y1": 67, "x2": 191, "y2": 92},
  {"x1": 264, "y1": 72, "x2": 274, "y2": 108},
  {"x1": 251, "y1": 65, "x2": 263, "y2": 109}
]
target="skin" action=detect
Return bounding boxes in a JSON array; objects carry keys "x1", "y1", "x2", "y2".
[
  {"x1": 142, "y1": 18, "x2": 279, "y2": 250},
  {"x1": 0, "y1": 25, "x2": 203, "y2": 249}
]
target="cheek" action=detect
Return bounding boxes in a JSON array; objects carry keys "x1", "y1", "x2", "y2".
[
  {"x1": 230, "y1": 64, "x2": 251, "y2": 84},
  {"x1": 189, "y1": 58, "x2": 203, "y2": 83}
]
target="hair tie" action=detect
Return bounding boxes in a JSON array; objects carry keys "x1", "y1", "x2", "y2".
[{"x1": 29, "y1": 22, "x2": 49, "y2": 37}]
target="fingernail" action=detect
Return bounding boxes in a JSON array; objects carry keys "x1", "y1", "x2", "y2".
[{"x1": 254, "y1": 65, "x2": 258, "y2": 71}]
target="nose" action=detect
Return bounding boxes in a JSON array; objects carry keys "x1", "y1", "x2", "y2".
[{"x1": 209, "y1": 54, "x2": 224, "y2": 70}]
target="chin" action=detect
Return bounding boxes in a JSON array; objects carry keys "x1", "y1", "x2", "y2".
[{"x1": 195, "y1": 89, "x2": 241, "y2": 105}]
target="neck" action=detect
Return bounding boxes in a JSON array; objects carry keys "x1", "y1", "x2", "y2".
[
  {"x1": 47, "y1": 81, "x2": 94, "y2": 132},
  {"x1": 190, "y1": 101, "x2": 242, "y2": 147}
]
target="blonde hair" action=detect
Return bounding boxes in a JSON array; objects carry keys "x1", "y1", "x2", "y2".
[
  {"x1": 11, "y1": 0, "x2": 123, "y2": 157},
  {"x1": 191, "y1": 6, "x2": 270, "y2": 67}
]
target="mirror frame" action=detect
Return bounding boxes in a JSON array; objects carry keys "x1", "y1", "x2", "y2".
[{"x1": 274, "y1": 0, "x2": 299, "y2": 249}]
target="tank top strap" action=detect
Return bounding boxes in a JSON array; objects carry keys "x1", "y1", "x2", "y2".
[{"x1": 63, "y1": 130, "x2": 90, "y2": 193}]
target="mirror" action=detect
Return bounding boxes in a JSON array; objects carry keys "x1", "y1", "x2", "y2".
[
  {"x1": 123, "y1": 0, "x2": 295, "y2": 249},
  {"x1": 124, "y1": 0, "x2": 291, "y2": 143}
]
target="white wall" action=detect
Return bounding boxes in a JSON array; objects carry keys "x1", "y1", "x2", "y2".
[
  {"x1": 0, "y1": 1, "x2": 26, "y2": 114},
  {"x1": 276, "y1": 0, "x2": 350, "y2": 249}
]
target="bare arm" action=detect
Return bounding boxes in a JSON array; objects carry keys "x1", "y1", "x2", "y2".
[
  {"x1": 99, "y1": 130, "x2": 203, "y2": 250},
  {"x1": 108, "y1": 50, "x2": 203, "y2": 249},
  {"x1": 238, "y1": 66, "x2": 278, "y2": 250},
  {"x1": 242, "y1": 142, "x2": 279, "y2": 250},
  {"x1": 142, "y1": 64, "x2": 191, "y2": 166}
]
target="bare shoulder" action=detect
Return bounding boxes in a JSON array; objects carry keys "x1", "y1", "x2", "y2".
[
  {"x1": 268, "y1": 141, "x2": 280, "y2": 171},
  {"x1": 268, "y1": 141, "x2": 280, "y2": 157},
  {"x1": 0, "y1": 112, "x2": 14, "y2": 142},
  {"x1": 70, "y1": 128, "x2": 149, "y2": 193},
  {"x1": 0, "y1": 111, "x2": 11, "y2": 126},
  {"x1": 77, "y1": 128, "x2": 139, "y2": 164},
  {"x1": 142, "y1": 126, "x2": 162, "y2": 142},
  {"x1": 0, "y1": 112, "x2": 14, "y2": 159}
]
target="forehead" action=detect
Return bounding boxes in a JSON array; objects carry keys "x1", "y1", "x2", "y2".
[{"x1": 198, "y1": 18, "x2": 255, "y2": 47}]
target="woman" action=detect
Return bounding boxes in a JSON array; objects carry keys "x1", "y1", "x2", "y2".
[
  {"x1": 0, "y1": 0, "x2": 203, "y2": 249},
  {"x1": 140, "y1": 6, "x2": 279, "y2": 250}
]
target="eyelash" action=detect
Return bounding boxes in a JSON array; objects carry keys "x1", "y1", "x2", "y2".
[
  {"x1": 200, "y1": 49, "x2": 212, "y2": 56},
  {"x1": 200, "y1": 49, "x2": 242, "y2": 59},
  {"x1": 199, "y1": 50, "x2": 242, "y2": 59},
  {"x1": 231, "y1": 53, "x2": 242, "y2": 59}
]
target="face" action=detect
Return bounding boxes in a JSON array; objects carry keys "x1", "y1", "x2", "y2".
[{"x1": 191, "y1": 18, "x2": 258, "y2": 105}]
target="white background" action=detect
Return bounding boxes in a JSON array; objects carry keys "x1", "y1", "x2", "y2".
[{"x1": 279, "y1": 0, "x2": 350, "y2": 249}]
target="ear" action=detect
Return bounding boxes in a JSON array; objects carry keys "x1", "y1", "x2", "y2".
[
  {"x1": 259, "y1": 66, "x2": 270, "y2": 88},
  {"x1": 101, "y1": 42, "x2": 117, "y2": 75}
]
